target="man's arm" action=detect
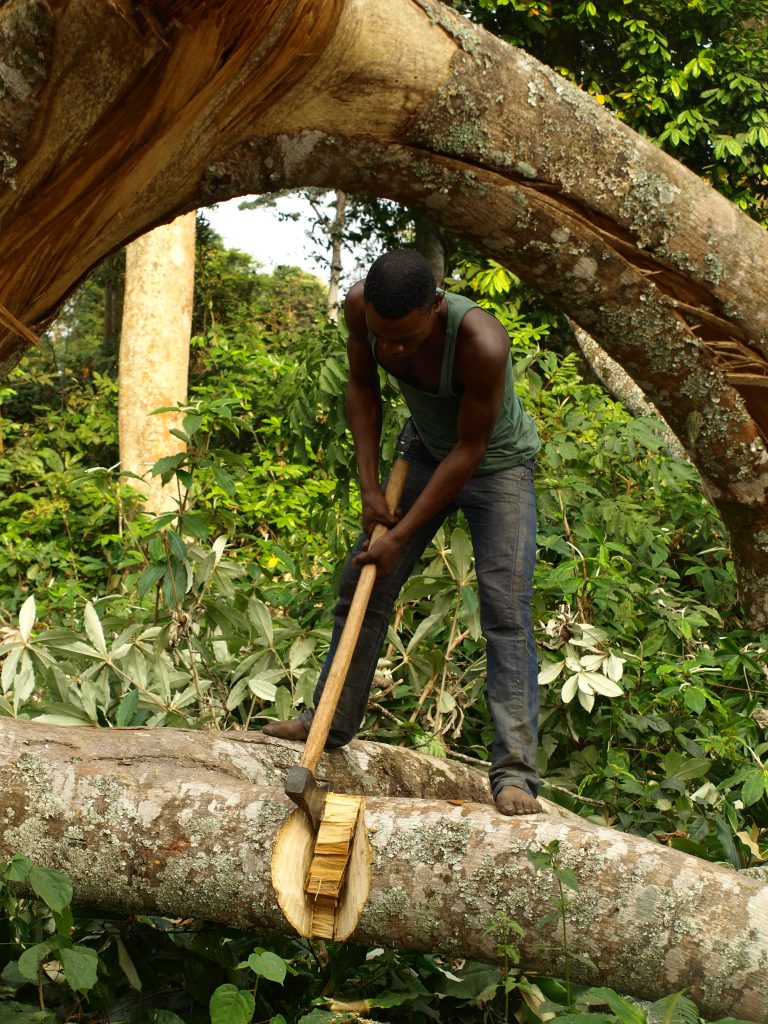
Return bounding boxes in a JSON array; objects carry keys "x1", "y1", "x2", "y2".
[
  {"x1": 344, "y1": 284, "x2": 398, "y2": 534},
  {"x1": 355, "y1": 307, "x2": 509, "y2": 574}
]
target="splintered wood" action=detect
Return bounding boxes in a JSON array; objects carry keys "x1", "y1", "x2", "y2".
[
  {"x1": 305, "y1": 792, "x2": 363, "y2": 938},
  {"x1": 271, "y1": 796, "x2": 372, "y2": 941}
]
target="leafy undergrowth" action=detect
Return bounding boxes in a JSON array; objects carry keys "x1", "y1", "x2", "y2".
[{"x1": 0, "y1": 849, "x2": 758, "y2": 1024}]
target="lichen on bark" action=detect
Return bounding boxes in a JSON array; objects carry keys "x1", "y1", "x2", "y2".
[{"x1": 0, "y1": 0, "x2": 53, "y2": 186}]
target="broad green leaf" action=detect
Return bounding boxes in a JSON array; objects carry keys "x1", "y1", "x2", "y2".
[
  {"x1": 247, "y1": 950, "x2": 287, "y2": 984},
  {"x1": 538, "y1": 659, "x2": 565, "y2": 685},
  {"x1": 577, "y1": 687, "x2": 595, "y2": 713},
  {"x1": 437, "y1": 961, "x2": 501, "y2": 1002},
  {"x1": 226, "y1": 678, "x2": 251, "y2": 711},
  {"x1": 18, "y1": 595, "x2": 36, "y2": 642},
  {"x1": 1, "y1": 647, "x2": 21, "y2": 695},
  {"x1": 652, "y1": 990, "x2": 701, "y2": 1024},
  {"x1": 288, "y1": 638, "x2": 315, "y2": 670},
  {"x1": 151, "y1": 453, "x2": 185, "y2": 480},
  {"x1": 31, "y1": 706, "x2": 93, "y2": 726},
  {"x1": 668, "y1": 757, "x2": 711, "y2": 782},
  {"x1": 248, "y1": 670, "x2": 284, "y2": 702},
  {"x1": 137, "y1": 564, "x2": 166, "y2": 599},
  {"x1": 449, "y1": 527, "x2": 472, "y2": 582},
  {"x1": 741, "y1": 769, "x2": 767, "y2": 807},
  {"x1": 83, "y1": 602, "x2": 107, "y2": 657},
  {"x1": 212, "y1": 465, "x2": 237, "y2": 495},
  {"x1": 5, "y1": 854, "x2": 33, "y2": 882},
  {"x1": 273, "y1": 686, "x2": 292, "y2": 720},
  {"x1": 116, "y1": 689, "x2": 140, "y2": 727},
  {"x1": 53, "y1": 906, "x2": 73, "y2": 939},
  {"x1": 683, "y1": 687, "x2": 706, "y2": 714},
  {"x1": 166, "y1": 530, "x2": 188, "y2": 564},
  {"x1": 13, "y1": 652, "x2": 35, "y2": 710},
  {"x1": 178, "y1": 512, "x2": 207, "y2": 544},
  {"x1": 578, "y1": 987, "x2": 645, "y2": 1023},
  {"x1": 28, "y1": 864, "x2": 72, "y2": 912},
  {"x1": 248, "y1": 598, "x2": 273, "y2": 646},
  {"x1": 561, "y1": 674, "x2": 578, "y2": 703},
  {"x1": 406, "y1": 612, "x2": 444, "y2": 653},
  {"x1": 556, "y1": 866, "x2": 580, "y2": 892},
  {"x1": 60, "y1": 945, "x2": 99, "y2": 994},
  {"x1": 182, "y1": 412, "x2": 203, "y2": 437},
  {"x1": 583, "y1": 672, "x2": 623, "y2": 698},
  {"x1": 210, "y1": 984, "x2": 255, "y2": 1024},
  {"x1": 437, "y1": 689, "x2": 457, "y2": 714},
  {"x1": 18, "y1": 941, "x2": 56, "y2": 981}
]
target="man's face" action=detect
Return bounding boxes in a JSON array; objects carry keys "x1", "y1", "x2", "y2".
[{"x1": 364, "y1": 294, "x2": 441, "y2": 361}]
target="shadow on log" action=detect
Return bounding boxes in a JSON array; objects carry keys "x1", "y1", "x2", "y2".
[{"x1": 0, "y1": 719, "x2": 765, "y2": 1020}]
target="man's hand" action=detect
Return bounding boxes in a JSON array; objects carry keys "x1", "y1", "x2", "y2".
[
  {"x1": 361, "y1": 486, "x2": 399, "y2": 538},
  {"x1": 353, "y1": 529, "x2": 404, "y2": 577}
]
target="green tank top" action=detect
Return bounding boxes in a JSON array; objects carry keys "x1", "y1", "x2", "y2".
[{"x1": 371, "y1": 292, "x2": 539, "y2": 475}]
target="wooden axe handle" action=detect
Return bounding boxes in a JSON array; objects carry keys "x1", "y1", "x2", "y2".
[{"x1": 300, "y1": 457, "x2": 410, "y2": 774}]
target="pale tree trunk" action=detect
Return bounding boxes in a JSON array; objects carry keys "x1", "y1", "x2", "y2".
[
  {"x1": 1, "y1": 0, "x2": 768, "y2": 619},
  {"x1": 326, "y1": 189, "x2": 346, "y2": 321},
  {"x1": 118, "y1": 212, "x2": 195, "y2": 515},
  {"x1": 0, "y1": 718, "x2": 765, "y2": 1022},
  {"x1": 414, "y1": 216, "x2": 446, "y2": 286},
  {"x1": 570, "y1": 320, "x2": 689, "y2": 461}
]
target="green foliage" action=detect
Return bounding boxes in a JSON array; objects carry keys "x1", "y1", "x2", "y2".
[{"x1": 0, "y1": 854, "x2": 758, "y2": 1022}]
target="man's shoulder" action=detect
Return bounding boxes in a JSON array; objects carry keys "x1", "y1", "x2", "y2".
[
  {"x1": 455, "y1": 302, "x2": 510, "y2": 366},
  {"x1": 344, "y1": 281, "x2": 367, "y2": 336}
]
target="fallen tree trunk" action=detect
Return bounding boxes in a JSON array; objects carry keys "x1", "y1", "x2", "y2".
[{"x1": 0, "y1": 719, "x2": 765, "y2": 1021}]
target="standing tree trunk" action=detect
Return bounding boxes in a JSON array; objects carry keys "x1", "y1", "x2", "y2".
[
  {"x1": 118, "y1": 212, "x2": 196, "y2": 515},
  {"x1": 414, "y1": 216, "x2": 446, "y2": 287},
  {"x1": 570, "y1": 321, "x2": 688, "y2": 461},
  {"x1": 0, "y1": 717, "x2": 765, "y2": 1023},
  {"x1": 326, "y1": 189, "x2": 347, "y2": 321},
  {"x1": 1, "y1": 0, "x2": 768, "y2": 621}
]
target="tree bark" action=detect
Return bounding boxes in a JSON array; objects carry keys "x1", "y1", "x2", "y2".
[
  {"x1": 414, "y1": 215, "x2": 446, "y2": 286},
  {"x1": 0, "y1": 718, "x2": 765, "y2": 1022},
  {"x1": 118, "y1": 212, "x2": 195, "y2": 515},
  {"x1": 1, "y1": 0, "x2": 768, "y2": 619},
  {"x1": 326, "y1": 189, "x2": 347, "y2": 321}
]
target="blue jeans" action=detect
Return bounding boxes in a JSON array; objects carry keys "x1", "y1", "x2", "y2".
[{"x1": 300, "y1": 450, "x2": 540, "y2": 799}]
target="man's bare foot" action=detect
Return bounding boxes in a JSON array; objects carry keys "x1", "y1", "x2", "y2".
[
  {"x1": 495, "y1": 786, "x2": 542, "y2": 816},
  {"x1": 262, "y1": 719, "x2": 309, "y2": 741}
]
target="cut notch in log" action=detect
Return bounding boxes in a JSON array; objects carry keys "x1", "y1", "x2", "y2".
[
  {"x1": 271, "y1": 799, "x2": 372, "y2": 941},
  {"x1": 305, "y1": 792, "x2": 363, "y2": 938}
]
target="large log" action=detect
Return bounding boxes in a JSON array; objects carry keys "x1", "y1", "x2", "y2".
[{"x1": 0, "y1": 718, "x2": 765, "y2": 1021}]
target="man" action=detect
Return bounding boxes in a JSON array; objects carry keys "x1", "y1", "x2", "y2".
[{"x1": 264, "y1": 250, "x2": 542, "y2": 815}]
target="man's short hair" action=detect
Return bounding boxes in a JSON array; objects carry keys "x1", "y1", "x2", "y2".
[{"x1": 363, "y1": 250, "x2": 436, "y2": 319}]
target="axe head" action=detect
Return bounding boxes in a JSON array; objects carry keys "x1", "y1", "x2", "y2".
[{"x1": 285, "y1": 766, "x2": 327, "y2": 833}]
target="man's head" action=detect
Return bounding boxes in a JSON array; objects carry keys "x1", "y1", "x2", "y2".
[
  {"x1": 363, "y1": 251, "x2": 441, "y2": 361},
  {"x1": 363, "y1": 250, "x2": 437, "y2": 318}
]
